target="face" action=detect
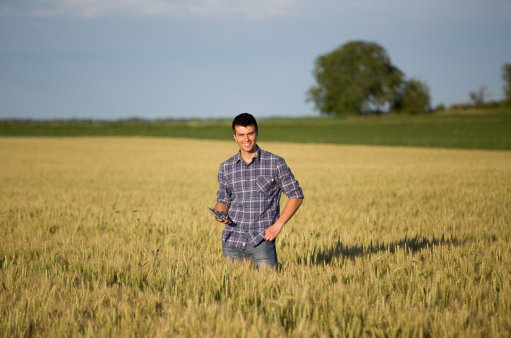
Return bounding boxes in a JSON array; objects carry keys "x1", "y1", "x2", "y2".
[{"x1": 233, "y1": 125, "x2": 258, "y2": 153}]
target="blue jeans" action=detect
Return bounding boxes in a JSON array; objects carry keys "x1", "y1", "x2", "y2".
[{"x1": 222, "y1": 240, "x2": 278, "y2": 269}]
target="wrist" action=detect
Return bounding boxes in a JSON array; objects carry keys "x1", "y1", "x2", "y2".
[{"x1": 274, "y1": 221, "x2": 284, "y2": 229}]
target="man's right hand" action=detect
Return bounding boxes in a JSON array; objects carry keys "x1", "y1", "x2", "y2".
[
  {"x1": 213, "y1": 203, "x2": 230, "y2": 224},
  {"x1": 215, "y1": 215, "x2": 230, "y2": 224}
]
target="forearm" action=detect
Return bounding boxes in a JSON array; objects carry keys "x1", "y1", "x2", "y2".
[{"x1": 274, "y1": 198, "x2": 303, "y2": 228}]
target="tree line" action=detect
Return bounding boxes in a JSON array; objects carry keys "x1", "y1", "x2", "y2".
[{"x1": 308, "y1": 40, "x2": 511, "y2": 116}]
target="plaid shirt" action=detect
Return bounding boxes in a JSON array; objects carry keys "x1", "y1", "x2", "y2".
[{"x1": 217, "y1": 147, "x2": 304, "y2": 248}]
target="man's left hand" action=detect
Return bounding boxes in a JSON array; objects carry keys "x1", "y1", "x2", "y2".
[{"x1": 264, "y1": 223, "x2": 283, "y2": 241}]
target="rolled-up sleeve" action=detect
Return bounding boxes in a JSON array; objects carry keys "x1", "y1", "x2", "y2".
[
  {"x1": 276, "y1": 159, "x2": 304, "y2": 199},
  {"x1": 216, "y1": 164, "x2": 233, "y2": 206}
]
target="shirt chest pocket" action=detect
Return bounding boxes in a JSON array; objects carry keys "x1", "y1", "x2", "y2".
[{"x1": 255, "y1": 176, "x2": 276, "y2": 193}]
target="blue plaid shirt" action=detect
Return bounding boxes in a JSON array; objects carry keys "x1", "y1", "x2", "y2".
[{"x1": 217, "y1": 147, "x2": 304, "y2": 248}]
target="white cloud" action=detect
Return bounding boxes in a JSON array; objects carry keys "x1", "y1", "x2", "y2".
[
  {"x1": 0, "y1": 0, "x2": 305, "y2": 19},
  {"x1": 2, "y1": 0, "x2": 509, "y2": 22}
]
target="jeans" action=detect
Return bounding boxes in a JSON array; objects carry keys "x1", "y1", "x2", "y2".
[{"x1": 222, "y1": 240, "x2": 278, "y2": 269}]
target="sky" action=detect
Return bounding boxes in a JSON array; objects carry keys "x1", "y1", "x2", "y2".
[{"x1": 0, "y1": 0, "x2": 510, "y2": 120}]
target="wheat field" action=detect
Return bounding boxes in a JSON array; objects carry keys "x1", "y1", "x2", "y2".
[{"x1": 1, "y1": 137, "x2": 510, "y2": 337}]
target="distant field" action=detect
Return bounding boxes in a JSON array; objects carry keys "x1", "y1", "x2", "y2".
[
  {"x1": 1, "y1": 137, "x2": 510, "y2": 336},
  {"x1": 1, "y1": 109, "x2": 510, "y2": 150}
]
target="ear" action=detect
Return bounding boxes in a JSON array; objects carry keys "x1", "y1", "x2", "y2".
[{"x1": 232, "y1": 133, "x2": 236, "y2": 141}]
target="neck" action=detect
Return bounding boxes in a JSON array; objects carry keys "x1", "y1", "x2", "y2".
[{"x1": 240, "y1": 146, "x2": 258, "y2": 163}]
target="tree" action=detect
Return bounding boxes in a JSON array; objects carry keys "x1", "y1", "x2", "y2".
[
  {"x1": 469, "y1": 86, "x2": 488, "y2": 107},
  {"x1": 308, "y1": 40, "x2": 404, "y2": 115},
  {"x1": 503, "y1": 63, "x2": 511, "y2": 105},
  {"x1": 394, "y1": 78, "x2": 431, "y2": 114}
]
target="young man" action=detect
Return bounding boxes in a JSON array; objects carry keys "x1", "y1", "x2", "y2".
[{"x1": 212, "y1": 113, "x2": 304, "y2": 269}]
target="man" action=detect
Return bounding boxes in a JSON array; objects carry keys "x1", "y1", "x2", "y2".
[{"x1": 212, "y1": 113, "x2": 304, "y2": 269}]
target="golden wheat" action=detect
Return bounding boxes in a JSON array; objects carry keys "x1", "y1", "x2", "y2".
[{"x1": 0, "y1": 137, "x2": 510, "y2": 337}]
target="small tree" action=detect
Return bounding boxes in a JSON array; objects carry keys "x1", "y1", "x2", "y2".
[
  {"x1": 394, "y1": 78, "x2": 431, "y2": 114},
  {"x1": 308, "y1": 40, "x2": 404, "y2": 115},
  {"x1": 503, "y1": 63, "x2": 511, "y2": 105},
  {"x1": 469, "y1": 86, "x2": 488, "y2": 107}
]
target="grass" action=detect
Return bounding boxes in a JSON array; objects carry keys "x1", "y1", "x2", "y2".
[
  {"x1": 1, "y1": 108, "x2": 511, "y2": 150},
  {"x1": 1, "y1": 137, "x2": 510, "y2": 337}
]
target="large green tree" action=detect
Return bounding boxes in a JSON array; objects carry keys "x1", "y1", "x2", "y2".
[
  {"x1": 308, "y1": 41, "x2": 404, "y2": 115},
  {"x1": 394, "y1": 78, "x2": 431, "y2": 114},
  {"x1": 503, "y1": 62, "x2": 511, "y2": 105}
]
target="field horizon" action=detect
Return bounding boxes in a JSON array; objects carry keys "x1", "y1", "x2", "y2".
[{"x1": 1, "y1": 109, "x2": 511, "y2": 151}]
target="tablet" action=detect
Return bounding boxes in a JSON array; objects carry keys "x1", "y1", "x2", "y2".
[{"x1": 207, "y1": 207, "x2": 231, "y2": 223}]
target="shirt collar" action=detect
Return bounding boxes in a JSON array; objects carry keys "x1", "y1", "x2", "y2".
[{"x1": 234, "y1": 146, "x2": 261, "y2": 164}]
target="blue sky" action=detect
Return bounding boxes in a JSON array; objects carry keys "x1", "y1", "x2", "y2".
[{"x1": 1, "y1": 0, "x2": 510, "y2": 120}]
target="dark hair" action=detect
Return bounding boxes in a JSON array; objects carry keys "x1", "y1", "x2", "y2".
[{"x1": 232, "y1": 113, "x2": 258, "y2": 135}]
